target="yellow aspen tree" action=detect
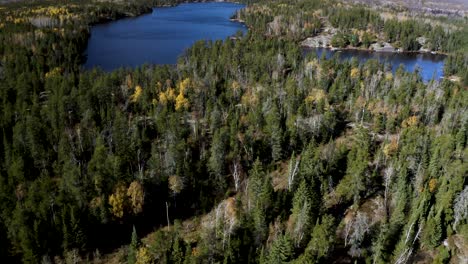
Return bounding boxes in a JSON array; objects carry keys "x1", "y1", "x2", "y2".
[
  {"x1": 385, "y1": 72, "x2": 393, "y2": 81},
  {"x1": 305, "y1": 89, "x2": 327, "y2": 105},
  {"x1": 130, "y1": 85, "x2": 143, "y2": 103},
  {"x1": 383, "y1": 138, "x2": 399, "y2": 158},
  {"x1": 127, "y1": 181, "x2": 144, "y2": 214},
  {"x1": 158, "y1": 88, "x2": 176, "y2": 106},
  {"x1": 136, "y1": 246, "x2": 152, "y2": 264},
  {"x1": 168, "y1": 175, "x2": 183, "y2": 195},
  {"x1": 350, "y1": 68, "x2": 360, "y2": 79},
  {"x1": 429, "y1": 179, "x2": 437, "y2": 193},
  {"x1": 402, "y1": 116, "x2": 419, "y2": 128},
  {"x1": 109, "y1": 184, "x2": 127, "y2": 218},
  {"x1": 158, "y1": 92, "x2": 168, "y2": 105},
  {"x1": 45, "y1": 67, "x2": 62, "y2": 79},
  {"x1": 178, "y1": 78, "x2": 191, "y2": 94},
  {"x1": 166, "y1": 88, "x2": 176, "y2": 101},
  {"x1": 175, "y1": 92, "x2": 189, "y2": 111}
]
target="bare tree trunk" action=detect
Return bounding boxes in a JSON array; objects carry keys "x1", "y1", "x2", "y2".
[
  {"x1": 166, "y1": 201, "x2": 170, "y2": 228},
  {"x1": 288, "y1": 155, "x2": 300, "y2": 191},
  {"x1": 232, "y1": 162, "x2": 240, "y2": 192}
]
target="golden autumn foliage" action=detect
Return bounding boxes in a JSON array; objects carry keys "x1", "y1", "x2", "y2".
[
  {"x1": 171, "y1": 78, "x2": 191, "y2": 111},
  {"x1": 136, "y1": 246, "x2": 152, "y2": 264},
  {"x1": 383, "y1": 138, "x2": 399, "y2": 157},
  {"x1": 159, "y1": 88, "x2": 176, "y2": 105},
  {"x1": 130, "y1": 85, "x2": 143, "y2": 103},
  {"x1": 45, "y1": 67, "x2": 62, "y2": 79},
  {"x1": 402, "y1": 116, "x2": 419, "y2": 128},
  {"x1": 175, "y1": 92, "x2": 189, "y2": 111},
  {"x1": 89, "y1": 196, "x2": 103, "y2": 210},
  {"x1": 178, "y1": 78, "x2": 191, "y2": 94},
  {"x1": 12, "y1": 17, "x2": 27, "y2": 24},
  {"x1": 355, "y1": 95, "x2": 367, "y2": 108},
  {"x1": 158, "y1": 92, "x2": 168, "y2": 105},
  {"x1": 168, "y1": 175, "x2": 184, "y2": 195},
  {"x1": 241, "y1": 90, "x2": 258, "y2": 106},
  {"x1": 167, "y1": 89, "x2": 175, "y2": 100},
  {"x1": 155, "y1": 81, "x2": 162, "y2": 90},
  {"x1": 305, "y1": 89, "x2": 327, "y2": 104},
  {"x1": 192, "y1": 247, "x2": 200, "y2": 257},
  {"x1": 31, "y1": 6, "x2": 70, "y2": 17},
  {"x1": 231, "y1": 81, "x2": 241, "y2": 91},
  {"x1": 106, "y1": 181, "x2": 145, "y2": 217},
  {"x1": 429, "y1": 179, "x2": 437, "y2": 193},
  {"x1": 350, "y1": 67, "x2": 360, "y2": 79},
  {"x1": 127, "y1": 181, "x2": 144, "y2": 214},
  {"x1": 109, "y1": 184, "x2": 127, "y2": 218},
  {"x1": 385, "y1": 72, "x2": 393, "y2": 81}
]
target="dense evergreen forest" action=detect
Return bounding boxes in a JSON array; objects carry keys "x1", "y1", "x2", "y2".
[{"x1": 0, "y1": 0, "x2": 467, "y2": 263}]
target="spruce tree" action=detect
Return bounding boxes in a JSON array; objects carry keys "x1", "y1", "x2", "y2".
[{"x1": 128, "y1": 226, "x2": 138, "y2": 264}]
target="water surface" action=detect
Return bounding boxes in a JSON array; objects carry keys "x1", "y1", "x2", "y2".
[
  {"x1": 304, "y1": 48, "x2": 445, "y2": 82},
  {"x1": 84, "y1": 2, "x2": 246, "y2": 71},
  {"x1": 84, "y1": 2, "x2": 445, "y2": 82}
]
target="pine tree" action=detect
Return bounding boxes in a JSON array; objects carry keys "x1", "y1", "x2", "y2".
[
  {"x1": 171, "y1": 238, "x2": 184, "y2": 264},
  {"x1": 307, "y1": 214, "x2": 335, "y2": 259},
  {"x1": 248, "y1": 159, "x2": 272, "y2": 245},
  {"x1": 290, "y1": 180, "x2": 312, "y2": 247},
  {"x1": 422, "y1": 210, "x2": 442, "y2": 249},
  {"x1": 208, "y1": 128, "x2": 227, "y2": 192},
  {"x1": 265, "y1": 104, "x2": 283, "y2": 162},
  {"x1": 268, "y1": 234, "x2": 293, "y2": 264},
  {"x1": 248, "y1": 159, "x2": 272, "y2": 211},
  {"x1": 336, "y1": 127, "x2": 370, "y2": 204},
  {"x1": 128, "y1": 226, "x2": 138, "y2": 264}
]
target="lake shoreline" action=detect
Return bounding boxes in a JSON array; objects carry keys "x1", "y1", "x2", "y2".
[
  {"x1": 303, "y1": 47, "x2": 446, "y2": 83},
  {"x1": 88, "y1": 5, "x2": 154, "y2": 27},
  {"x1": 84, "y1": 2, "x2": 247, "y2": 70},
  {"x1": 87, "y1": 1, "x2": 244, "y2": 27},
  {"x1": 230, "y1": 17, "x2": 250, "y2": 31},
  {"x1": 301, "y1": 44, "x2": 448, "y2": 56},
  {"x1": 301, "y1": 37, "x2": 448, "y2": 56}
]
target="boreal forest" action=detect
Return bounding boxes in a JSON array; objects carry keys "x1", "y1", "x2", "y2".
[{"x1": 0, "y1": 0, "x2": 467, "y2": 263}]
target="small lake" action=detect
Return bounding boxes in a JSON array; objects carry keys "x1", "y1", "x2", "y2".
[
  {"x1": 304, "y1": 48, "x2": 445, "y2": 82},
  {"x1": 83, "y1": 2, "x2": 445, "y2": 82},
  {"x1": 84, "y1": 2, "x2": 247, "y2": 71}
]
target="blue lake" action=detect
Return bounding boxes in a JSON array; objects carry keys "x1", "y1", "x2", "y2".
[
  {"x1": 84, "y1": 2, "x2": 247, "y2": 71},
  {"x1": 84, "y1": 2, "x2": 445, "y2": 82},
  {"x1": 304, "y1": 48, "x2": 446, "y2": 82}
]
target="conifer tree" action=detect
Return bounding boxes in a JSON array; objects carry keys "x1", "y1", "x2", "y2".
[
  {"x1": 128, "y1": 226, "x2": 138, "y2": 264},
  {"x1": 268, "y1": 234, "x2": 293, "y2": 264}
]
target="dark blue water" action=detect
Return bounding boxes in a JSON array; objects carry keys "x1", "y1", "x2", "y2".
[
  {"x1": 305, "y1": 48, "x2": 445, "y2": 82},
  {"x1": 84, "y1": 3, "x2": 246, "y2": 71},
  {"x1": 84, "y1": 2, "x2": 445, "y2": 82}
]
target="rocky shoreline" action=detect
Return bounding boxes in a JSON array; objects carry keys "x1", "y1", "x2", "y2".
[{"x1": 301, "y1": 35, "x2": 446, "y2": 55}]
